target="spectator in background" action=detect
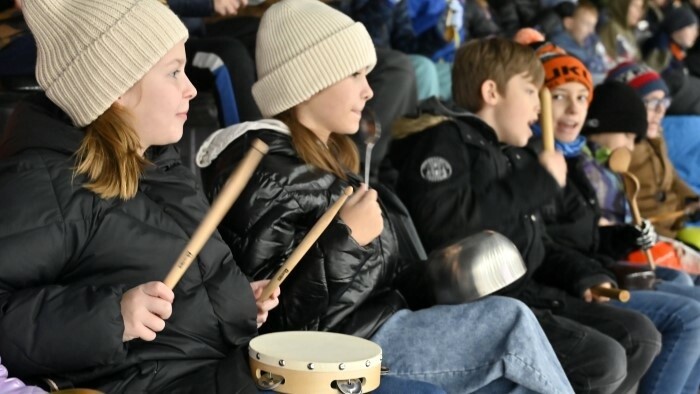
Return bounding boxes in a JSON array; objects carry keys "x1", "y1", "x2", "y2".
[
  {"x1": 488, "y1": 0, "x2": 542, "y2": 37},
  {"x1": 641, "y1": 4, "x2": 700, "y2": 114},
  {"x1": 643, "y1": 4, "x2": 699, "y2": 75},
  {"x1": 551, "y1": 0, "x2": 614, "y2": 83},
  {"x1": 338, "y1": 0, "x2": 449, "y2": 101},
  {"x1": 599, "y1": 0, "x2": 645, "y2": 64},
  {"x1": 464, "y1": 0, "x2": 503, "y2": 40},
  {"x1": 685, "y1": 0, "x2": 700, "y2": 77},
  {"x1": 167, "y1": 0, "x2": 263, "y2": 123},
  {"x1": 646, "y1": 0, "x2": 673, "y2": 33}
]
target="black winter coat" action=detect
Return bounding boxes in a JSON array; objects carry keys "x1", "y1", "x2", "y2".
[
  {"x1": 538, "y1": 150, "x2": 645, "y2": 262},
  {"x1": 389, "y1": 109, "x2": 615, "y2": 305},
  {"x1": 206, "y1": 125, "x2": 429, "y2": 340},
  {"x1": 0, "y1": 95, "x2": 258, "y2": 393}
]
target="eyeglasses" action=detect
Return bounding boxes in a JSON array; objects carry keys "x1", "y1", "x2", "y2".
[{"x1": 643, "y1": 97, "x2": 671, "y2": 112}]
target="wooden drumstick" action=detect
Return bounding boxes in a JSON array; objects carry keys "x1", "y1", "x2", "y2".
[
  {"x1": 164, "y1": 139, "x2": 269, "y2": 289},
  {"x1": 260, "y1": 186, "x2": 354, "y2": 300},
  {"x1": 591, "y1": 286, "x2": 631, "y2": 303},
  {"x1": 625, "y1": 175, "x2": 656, "y2": 270},
  {"x1": 540, "y1": 87, "x2": 555, "y2": 152},
  {"x1": 648, "y1": 207, "x2": 693, "y2": 224},
  {"x1": 609, "y1": 148, "x2": 656, "y2": 270}
]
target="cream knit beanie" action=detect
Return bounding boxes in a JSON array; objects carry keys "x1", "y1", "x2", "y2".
[
  {"x1": 22, "y1": 0, "x2": 188, "y2": 127},
  {"x1": 253, "y1": 0, "x2": 377, "y2": 118}
]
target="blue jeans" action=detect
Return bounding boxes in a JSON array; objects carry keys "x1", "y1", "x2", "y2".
[
  {"x1": 612, "y1": 290, "x2": 700, "y2": 394},
  {"x1": 369, "y1": 296, "x2": 573, "y2": 394},
  {"x1": 374, "y1": 376, "x2": 446, "y2": 393}
]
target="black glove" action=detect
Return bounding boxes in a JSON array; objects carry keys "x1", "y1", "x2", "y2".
[
  {"x1": 634, "y1": 219, "x2": 658, "y2": 250},
  {"x1": 598, "y1": 223, "x2": 656, "y2": 260}
]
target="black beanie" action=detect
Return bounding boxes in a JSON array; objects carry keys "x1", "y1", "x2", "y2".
[
  {"x1": 582, "y1": 81, "x2": 648, "y2": 142},
  {"x1": 662, "y1": 5, "x2": 698, "y2": 35}
]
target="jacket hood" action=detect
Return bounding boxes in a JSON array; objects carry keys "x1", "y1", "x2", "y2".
[{"x1": 196, "y1": 119, "x2": 290, "y2": 167}]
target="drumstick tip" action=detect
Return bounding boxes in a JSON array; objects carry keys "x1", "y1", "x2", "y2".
[
  {"x1": 343, "y1": 186, "x2": 354, "y2": 196},
  {"x1": 618, "y1": 290, "x2": 631, "y2": 302}
]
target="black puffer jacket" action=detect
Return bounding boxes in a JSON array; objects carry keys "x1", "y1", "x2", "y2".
[
  {"x1": 389, "y1": 101, "x2": 615, "y2": 303},
  {"x1": 0, "y1": 95, "x2": 258, "y2": 393},
  {"x1": 204, "y1": 123, "x2": 428, "y2": 339}
]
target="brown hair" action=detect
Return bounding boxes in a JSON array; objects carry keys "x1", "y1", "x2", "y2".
[
  {"x1": 475, "y1": 0, "x2": 489, "y2": 9},
  {"x1": 275, "y1": 110, "x2": 360, "y2": 180},
  {"x1": 452, "y1": 37, "x2": 544, "y2": 112},
  {"x1": 75, "y1": 105, "x2": 148, "y2": 200},
  {"x1": 575, "y1": 0, "x2": 599, "y2": 17}
]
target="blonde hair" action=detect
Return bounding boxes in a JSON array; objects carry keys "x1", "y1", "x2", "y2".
[
  {"x1": 75, "y1": 105, "x2": 148, "y2": 200},
  {"x1": 275, "y1": 110, "x2": 360, "y2": 180}
]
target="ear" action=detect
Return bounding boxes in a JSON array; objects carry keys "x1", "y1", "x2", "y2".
[
  {"x1": 563, "y1": 16, "x2": 574, "y2": 31},
  {"x1": 480, "y1": 80, "x2": 500, "y2": 106},
  {"x1": 115, "y1": 96, "x2": 126, "y2": 107}
]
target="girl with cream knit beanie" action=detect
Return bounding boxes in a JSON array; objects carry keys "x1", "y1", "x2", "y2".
[
  {"x1": 0, "y1": 0, "x2": 280, "y2": 392},
  {"x1": 198, "y1": 1, "x2": 572, "y2": 393}
]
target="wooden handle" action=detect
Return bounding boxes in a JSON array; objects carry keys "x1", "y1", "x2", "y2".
[
  {"x1": 620, "y1": 173, "x2": 657, "y2": 271},
  {"x1": 260, "y1": 186, "x2": 354, "y2": 300},
  {"x1": 648, "y1": 209, "x2": 688, "y2": 224},
  {"x1": 163, "y1": 139, "x2": 269, "y2": 289},
  {"x1": 540, "y1": 87, "x2": 555, "y2": 152},
  {"x1": 591, "y1": 286, "x2": 631, "y2": 303}
]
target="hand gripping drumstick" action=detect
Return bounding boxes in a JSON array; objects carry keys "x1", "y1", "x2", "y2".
[
  {"x1": 260, "y1": 186, "x2": 354, "y2": 300},
  {"x1": 539, "y1": 87, "x2": 555, "y2": 153},
  {"x1": 164, "y1": 139, "x2": 269, "y2": 289},
  {"x1": 541, "y1": 88, "x2": 630, "y2": 303},
  {"x1": 591, "y1": 286, "x2": 631, "y2": 302}
]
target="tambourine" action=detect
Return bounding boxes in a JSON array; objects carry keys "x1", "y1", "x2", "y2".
[{"x1": 249, "y1": 331, "x2": 382, "y2": 393}]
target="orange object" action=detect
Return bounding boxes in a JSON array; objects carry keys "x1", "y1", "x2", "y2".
[{"x1": 626, "y1": 241, "x2": 682, "y2": 271}]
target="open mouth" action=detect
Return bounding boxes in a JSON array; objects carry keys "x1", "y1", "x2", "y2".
[{"x1": 556, "y1": 120, "x2": 579, "y2": 133}]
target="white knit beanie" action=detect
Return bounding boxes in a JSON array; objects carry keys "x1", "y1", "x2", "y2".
[
  {"x1": 22, "y1": 0, "x2": 188, "y2": 127},
  {"x1": 253, "y1": 0, "x2": 377, "y2": 118}
]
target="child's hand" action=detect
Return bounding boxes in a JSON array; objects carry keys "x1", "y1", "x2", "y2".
[
  {"x1": 339, "y1": 184, "x2": 384, "y2": 246},
  {"x1": 120, "y1": 281, "x2": 174, "y2": 342},
  {"x1": 213, "y1": 0, "x2": 247, "y2": 16},
  {"x1": 250, "y1": 280, "x2": 280, "y2": 328},
  {"x1": 583, "y1": 282, "x2": 613, "y2": 303},
  {"x1": 539, "y1": 151, "x2": 567, "y2": 187}
]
